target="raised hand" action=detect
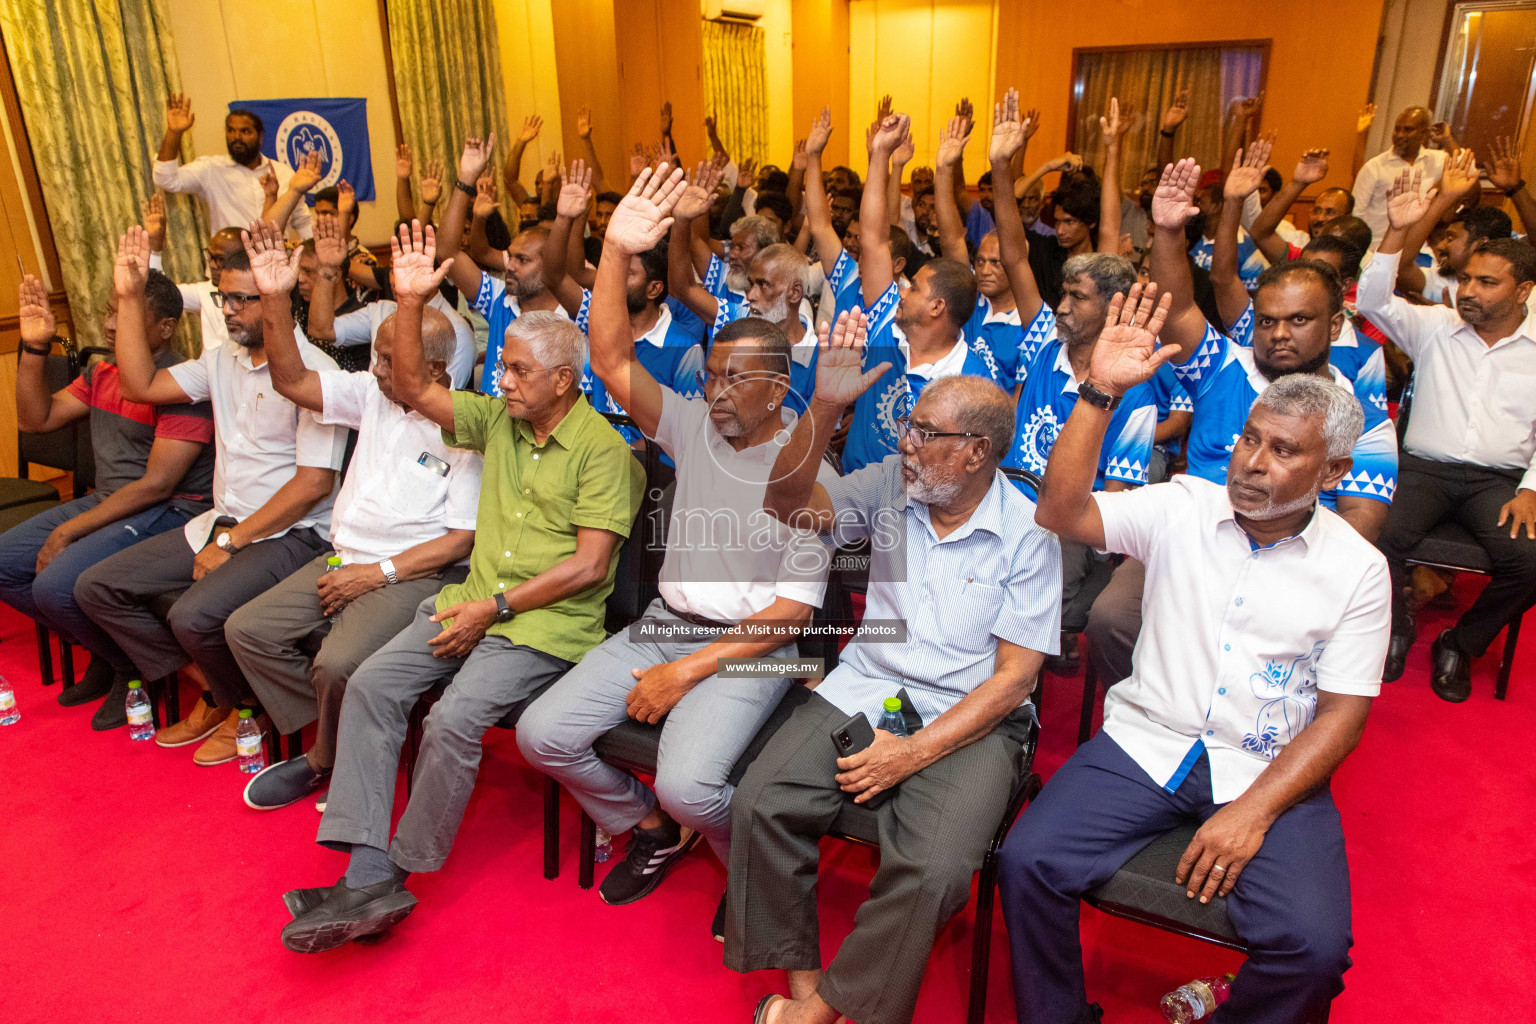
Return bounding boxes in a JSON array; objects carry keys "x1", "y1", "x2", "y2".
[
  {"x1": 17, "y1": 274, "x2": 55, "y2": 346},
  {"x1": 1224, "y1": 136, "x2": 1273, "y2": 201},
  {"x1": 791, "y1": 139, "x2": 807, "y2": 171},
  {"x1": 1356, "y1": 103, "x2": 1376, "y2": 135},
  {"x1": 1088, "y1": 282, "x2": 1175, "y2": 395},
  {"x1": 261, "y1": 168, "x2": 279, "y2": 204},
  {"x1": 1429, "y1": 121, "x2": 1457, "y2": 152},
  {"x1": 396, "y1": 142, "x2": 413, "y2": 180},
  {"x1": 877, "y1": 94, "x2": 893, "y2": 123},
  {"x1": 892, "y1": 127, "x2": 915, "y2": 167},
  {"x1": 1023, "y1": 106, "x2": 1041, "y2": 141},
  {"x1": 1488, "y1": 136, "x2": 1524, "y2": 192},
  {"x1": 166, "y1": 92, "x2": 195, "y2": 134},
  {"x1": 419, "y1": 157, "x2": 444, "y2": 205},
  {"x1": 314, "y1": 213, "x2": 346, "y2": 268},
  {"x1": 458, "y1": 133, "x2": 497, "y2": 184},
  {"x1": 607, "y1": 163, "x2": 688, "y2": 255},
  {"x1": 1050, "y1": 152, "x2": 1084, "y2": 174},
  {"x1": 658, "y1": 101, "x2": 672, "y2": 136},
  {"x1": 473, "y1": 174, "x2": 500, "y2": 219},
  {"x1": 545, "y1": 148, "x2": 563, "y2": 182},
  {"x1": 1151, "y1": 157, "x2": 1202, "y2": 230},
  {"x1": 1385, "y1": 167, "x2": 1434, "y2": 230},
  {"x1": 577, "y1": 105, "x2": 594, "y2": 140},
  {"x1": 955, "y1": 97, "x2": 975, "y2": 124},
  {"x1": 517, "y1": 115, "x2": 543, "y2": 144},
  {"x1": 813, "y1": 307, "x2": 888, "y2": 410},
  {"x1": 736, "y1": 157, "x2": 757, "y2": 190},
  {"x1": 990, "y1": 88, "x2": 1026, "y2": 164},
  {"x1": 242, "y1": 219, "x2": 301, "y2": 296},
  {"x1": 1161, "y1": 88, "x2": 1190, "y2": 132},
  {"x1": 290, "y1": 148, "x2": 324, "y2": 193},
  {"x1": 114, "y1": 226, "x2": 151, "y2": 298},
  {"x1": 390, "y1": 220, "x2": 454, "y2": 301},
  {"x1": 936, "y1": 114, "x2": 972, "y2": 168},
  {"x1": 558, "y1": 159, "x2": 593, "y2": 218},
  {"x1": 141, "y1": 192, "x2": 167, "y2": 252},
  {"x1": 1439, "y1": 147, "x2": 1481, "y2": 198},
  {"x1": 1100, "y1": 96, "x2": 1131, "y2": 147},
  {"x1": 1234, "y1": 90, "x2": 1264, "y2": 122},
  {"x1": 337, "y1": 180, "x2": 356, "y2": 223},
  {"x1": 870, "y1": 113, "x2": 909, "y2": 159},
  {"x1": 672, "y1": 162, "x2": 716, "y2": 222},
  {"x1": 806, "y1": 106, "x2": 834, "y2": 157},
  {"x1": 1292, "y1": 148, "x2": 1330, "y2": 186}
]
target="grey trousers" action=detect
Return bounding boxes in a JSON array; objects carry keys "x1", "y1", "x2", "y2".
[
  {"x1": 74, "y1": 524, "x2": 327, "y2": 704},
  {"x1": 516, "y1": 598, "x2": 796, "y2": 860},
  {"x1": 724, "y1": 691, "x2": 1032, "y2": 1024},
  {"x1": 1059, "y1": 538, "x2": 1116, "y2": 635},
  {"x1": 1084, "y1": 555, "x2": 1145, "y2": 686},
  {"x1": 316, "y1": 595, "x2": 571, "y2": 873},
  {"x1": 224, "y1": 554, "x2": 467, "y2": 767}
]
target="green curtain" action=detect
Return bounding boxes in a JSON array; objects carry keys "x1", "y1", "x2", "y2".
[
  {"x1": 386, "y1": 0, "x2": 509, "y2": 184},
  {"x1": 0, "y1": 0, "x2": 205, "y2": 353},
  {"x1": 702, "y1": 19, "x2": 768, "y2": 167}
]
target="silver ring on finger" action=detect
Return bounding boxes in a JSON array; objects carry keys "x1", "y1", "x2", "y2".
[{"x1": 1212, "y1": 864, "x2": 1226, "y2": 874}]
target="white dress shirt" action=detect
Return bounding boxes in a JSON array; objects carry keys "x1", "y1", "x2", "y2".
[
  {"x1": 169, "y1": 334, "x2": 347, "y2": 550},
  {"x1": 1095, "y1": 476, "x2": 1390, "y2": 803},
  {"x1": 328, "y1": 296, "x2": 478, "y2": 390},
  {"x1": 1358, "y1": 249, "x2": 1536, "y2": 491},
  {"x1": 653, "y1": 389, "x2": 834, "y2": 624},
  {"x1": 317, "y1": 372, "x2": 482, "y2": 564},
  {"x1": 153, "y1": 154, "x2": 314, "y2": 238},
  {"x1": 176, "y1": 280, "x2": 229, "y2": 354},
  {"x1": 1352, "y1": 146, "x2": 1447, "y2": 251}
]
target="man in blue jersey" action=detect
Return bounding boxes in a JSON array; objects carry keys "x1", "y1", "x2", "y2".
[
  {"x1": 1084, "y1": 158, "x2": 1398, "y2": 688},
  {"x1": 541, "y1": 160, "x2": 705, "y2": 443},
  {"x1": 841, "y1": 112, "x2": 1002, "y2": 474}
]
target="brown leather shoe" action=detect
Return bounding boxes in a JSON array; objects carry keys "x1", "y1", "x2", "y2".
[
  {"x1": 155, "y1": 699, "x2": 228, "y2": 748},
  {"x1": 192, "y1": 709, "x2": 249, "y2": 766}
]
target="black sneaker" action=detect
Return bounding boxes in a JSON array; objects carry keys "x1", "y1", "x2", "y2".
[
  {"x1": 58, "y1": 654, "x2": 115, "y2": 707},
  {"x1": 244, "y1": 754, "x2": 330, "y2": 811},
  {"x1": 597, "y1": 821, "x2": 699, "y2": 905},
  {"x1": 89, "y1": 673, "x2": 132, "y2": 731}
]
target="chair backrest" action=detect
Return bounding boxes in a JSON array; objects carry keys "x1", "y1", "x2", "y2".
[
  {"x1": 1000, "y1": 465, "x2": 1043, "y2": 493},
  {"x1": 17, "y1": 351, "x2": 87, "y2": 484},
  {"x1": 603, "y1": 414, "x2": 673, "y2": 632}
]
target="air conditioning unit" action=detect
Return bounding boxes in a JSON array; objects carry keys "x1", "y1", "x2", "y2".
[{"x1": 704, "y1": 0, "x2": 765, "y2": 22}]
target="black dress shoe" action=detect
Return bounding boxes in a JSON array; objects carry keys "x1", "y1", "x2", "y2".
[
  {"x1": 1383, "y1": 631, "x2": 1415, "y2": 683},
  {"x1": 1430, "y1": 629, "x2": 1472, "y2": 703},
  {"x1": 280, "y1": 877, "x2": 417, "y2": 953},
  {"x1": 58, "y1": 655, "x2": 116, "y2": 707},
  {"x1": 89, "y1": 674, "x2": 132, "y2": 730},
  {"x1": 283, "y1": 879, "x2": 388, "y2": 944}
]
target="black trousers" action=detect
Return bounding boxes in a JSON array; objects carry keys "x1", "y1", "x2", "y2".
[{"x1": 1375, "y1": 452, "x2": 1536, "y2": 656}]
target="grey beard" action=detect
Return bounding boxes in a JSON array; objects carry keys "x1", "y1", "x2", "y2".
[
  {"x1": 751, "y1": 297, "x2": 790, "y2": 322},
  {"x1": 726, "y1": 269, "x2": 750, "y2": 294},
  {"x1": 904, "y1": 459, "x2": 962, "y2": 506},
  {"x1": 1235, "y1": 486, "x2": 1319, "y2": 521}
]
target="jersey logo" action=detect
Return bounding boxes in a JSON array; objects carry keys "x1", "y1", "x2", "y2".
[
  {"x1": 875, "y1": 377, "x2": 911, "y2": 450},
  {"x1": 1015, "y1": 406, "x2": 1062, "y2": 474}
]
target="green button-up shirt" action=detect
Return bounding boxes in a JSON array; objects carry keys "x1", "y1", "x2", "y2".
[{"x1": 437, "y1": 392, "x2": 643, "y2": 663}]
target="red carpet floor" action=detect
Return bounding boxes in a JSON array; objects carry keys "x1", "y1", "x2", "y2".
[{"x1": 2, "y1": 583, "x2": 1533, "y2": 1024}]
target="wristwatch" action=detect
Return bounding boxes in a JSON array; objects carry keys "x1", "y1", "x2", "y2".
[
  {"x1": 1077, "y1": 380, "x2": 1123, "y2": 411},
  {"x1": 379, "y1": 558, "x2": 399, "y2": 585},
  {"x1": 493, "y1": 592, "x2": 515, "y2": 624},
  {"x1": 20, "y1": 340, "x2": 52, "y2": 357},
  {"x1": 215, "y1": 531, "x2": 243, "y2": 556},
  {"x1": 454, "y1": 179, "x2": 477, "y2": 197},
  {"x1": 1505, "y1": 179, "x2": 1527, "y2": 197}
]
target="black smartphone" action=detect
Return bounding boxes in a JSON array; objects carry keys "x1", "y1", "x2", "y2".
[{"x1": 829, "y1": 712, "x2": 894, "y2": 810}]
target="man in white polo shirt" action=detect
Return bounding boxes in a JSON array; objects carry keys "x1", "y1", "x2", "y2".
[
  {"x1": 517, "y1": 166, "x2": 833, "y2": 916},
  {"x1": 1000, "y1": 284, "x2": 1389, "y2": 1024},
  {"x1": 1351, "y1": 106, "x2": 1447, "y2": 251},
  {"x1": 224, "y1": 220, "x2": 482, "y2": 812}
]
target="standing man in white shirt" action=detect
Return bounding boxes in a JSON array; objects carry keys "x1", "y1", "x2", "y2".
[
  {"x1": 1358, "y1": 172, "x2": 1536, "y2": 701},
  {"x1": 1002, "y1": 284, "x2": 1389, "y2": 1024},
  {"x1": 225, "y1": 220, "x2": 482, "y2": 812},
  {"x1": 1350, "y1": 106, "x2": 1447, "y2": 250},
  {"x1": 76, "y1": 228, "x2": 346, "y2": 766},
  {"x1": 153, "y1": 93, "x2": 314, "y2": 239}
]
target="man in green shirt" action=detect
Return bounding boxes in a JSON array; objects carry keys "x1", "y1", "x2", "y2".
[{"x1": 282, "y1": 220, "x2": 643, "y2": 954}]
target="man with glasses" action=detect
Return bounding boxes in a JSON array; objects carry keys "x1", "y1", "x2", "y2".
[
  {"x1": 279, "y1": 223, "x2": 644, "y2": 953},
  {"x1": 730, "y1": 309, "x2": 1059, "y2": 1024},
  {"x1": 518, "y1": 166, "x2": 833, "y2": 928},
  {"x1": 143, "y1": 192, "x2": 240, "y2": 354},
  {"x1": 77, "y1": 227, "x2": 347, "y2": 766}
]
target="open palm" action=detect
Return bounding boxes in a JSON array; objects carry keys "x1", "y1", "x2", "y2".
[
  {"x1": 806, "y1": 107, "x2": 833, "y2": 157},
  {"x1": 114, "y1": 227, "x2": 150, "y2": 297},
  {"x1": 1151, "y1": 158, "x2": 1202, "y2": 230},
  {"x1": 245, "y1": 221, "x2": 298, "y2": 296},
  {"x1": 814, "y1": 309, "x2": 887, "y2": 408},
  {"x1": 1293, "y1": 149, "x2": 1329, "y2": 185},
  {"x1": 608, "y1": 166, "x2": 685, "y2": 255},
  {"x1": 17, "y1": 274, "x2": 54, "y2": 345},
  {"x1": 1088, "y1": 285, "x2": 1173, "y2": 394},
  {"x1": 390, "y1": 223, "x2": 449, "y2": 299},
  {"x1": 672, "y1": 163, "x2": 717, "y2": 222},
  {"x1": 1385, "y1": 169, "x2": 1432, "y2": 230}
]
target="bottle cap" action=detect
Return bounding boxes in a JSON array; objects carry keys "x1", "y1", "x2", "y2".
[
  {"x1": 883, "y1": 697, "x2": 902, "y2": 713},
  {"x1": 127, "y1": 680, "x2": 142, "y2": 689},
  {"x1": 327, "y1": 556, "x2": 343, "y2": 566},
  {"x1": 238, "y1": 708, "x2": 254, "y2": 718}
]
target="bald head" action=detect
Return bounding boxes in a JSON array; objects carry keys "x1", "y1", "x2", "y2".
[
  {"x1": 917, "y1": 375, "x2": 1015, "y2": 468},
  {"x1": 1392, "y1": 106, "x2": 1433, "y2": 160}
]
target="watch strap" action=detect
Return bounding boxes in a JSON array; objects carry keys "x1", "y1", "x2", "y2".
[
  {"x1": 454, "y1": 179, "x2": 477, "y2": 197},
  {"x1": 494, "y1": 592, "x2": 514, "y2": 622},
  {"x1": 20, "y1": 340, "x2": 53, "y2": 357},
  {"x1": 1078, "y1": 380, "x2": 1123, "y2": 411},
  {"x1": 1505, "y1": 180, "x2": 1526, "y2": 198},
  {"x1": 379, "y1": 558, "x2": 398, "y2": 585}
]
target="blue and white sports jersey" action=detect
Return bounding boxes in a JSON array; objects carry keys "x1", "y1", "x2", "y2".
[
  {"x1": 841, "y1": 282, "x2": 1003, "y2": 474},
  {"x1": 964, "y1": 296, "x2": 1028, "y2": 386},
  {"x1": 1172, "y1": 322, "x2": 1397, "y2": 508},
  {"x1": 469, "y1": 272, "x2": 573, "y2": 396},
  {"x1": 1189, "y1": 228, "x2": 1267, "y2": 289},
  {"x1": 1226, "y1": 301, "x2": 1384, "y2": 390},
  {"x1": 1146, "y1": 359, "x2": 1194, "y2": 455},
  {"x1": 703, "y1": 253, "x2": 749, "y2": 323},
  {"x1": 665, "y1": 296, "x2": 708, "y2": 345},
  {"x1": 572, "y1": 292, "x2": 705, "y2": 452},
  {"x1": 826, "y1": 250, "x2": 863, "y2": 320},
  {"x1": 707, "y1": 301, "x2": 820, "y2": 414},
  {"x1": 1010, "y1": 304, "x2": 1066, "y2": 390},
  {"x1": 1005, "y1": 337, "x2": 1158, "y2": 498}
]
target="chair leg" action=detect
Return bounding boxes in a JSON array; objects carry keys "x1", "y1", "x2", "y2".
[
  {"x1": 163, "y1": 673, "x2": 181, "y2": 726},
  {"x1": 263, "y1": 726, "x2": 282, "y2": 765},
  {"x1": 59, "y1": 637, "x2": 75, "y2": 688},
  {"x1": 578, "y1": 812, "x2": 596, "y2": 890},
  {"x1": 1495, "y1": 615, "x2": 1521, "y2": 701},
  {"x1": 35, "y1": 623, "x2": 54, "y2": 685},
  {"x1": 967, "y1": 850, "x2": 1000, "y2": 1024},
  {"x1": 1077, "y1": 658, "x2": 1099, "y2": 747},
  {"x1": 543, "y1": 777, "x2": 560, "y2": 881},
  {"x1": 285, "y1": 730, "x2": 303, "y2": 760}
]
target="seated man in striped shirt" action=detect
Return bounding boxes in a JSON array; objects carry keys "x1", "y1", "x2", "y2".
[{"x1": 730, "y1": 310, "x2": 1060, "y2": 1024}]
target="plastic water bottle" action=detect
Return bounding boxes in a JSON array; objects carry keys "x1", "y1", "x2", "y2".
[
  {"x1": 875, "y1": 697, "x2": 909, "y2": 737},
  {"x1": 235, "y1": 709, "x2": 265, "y2": 774},
  {"x1": 1160, "y1": 974, "x2": 1235, "y2": 1023},
  {"x1": 0, "y1": 675, "x2": 18, "y2": 725},
  {"x1": 325, "y1": 555, "x2": 343, "y2": 622},
  {"x1": 126, "y1": 680, "x2": 153, "y2": 741},
  {"x1": 594, "y1": 828, "x2": 612, "y2": 863}
]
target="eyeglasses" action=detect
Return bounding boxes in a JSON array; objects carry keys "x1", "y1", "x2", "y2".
[
  {"x1": 694, "y1": 368, "x2": 786, "y2": 392},
  {"x1": 210, "y1": 291, "x2": 262, "y2": 311},
  {"x1": 500, "y1": 364, "x2": 561, "y2": 383},
  {"x1": 894, "y1": 416, "x2": 984, "y2": 449}
]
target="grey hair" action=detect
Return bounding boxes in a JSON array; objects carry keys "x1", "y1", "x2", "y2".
[
  {"x1": 511, "y1": 310, "x2": 587, "y2": 376},
  {"x1": 754, "y1": 242, "x2": 812, "y2": 294},
  {"x1": 732, "y1": 214, "x2": 781, "y2": 247},
  {"x1": 1062, "y1": 253, "x2": 1137, "y2": 301},
  {"x1": 1253, "y1": 374, "x2": 1364, "y2": 459},
  {"x1": 377, "y1": 310, "x2": 452, "y2": 366},
  {"x1": 920, "y1": 375, "x2": 1015, "y2": 468}
]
